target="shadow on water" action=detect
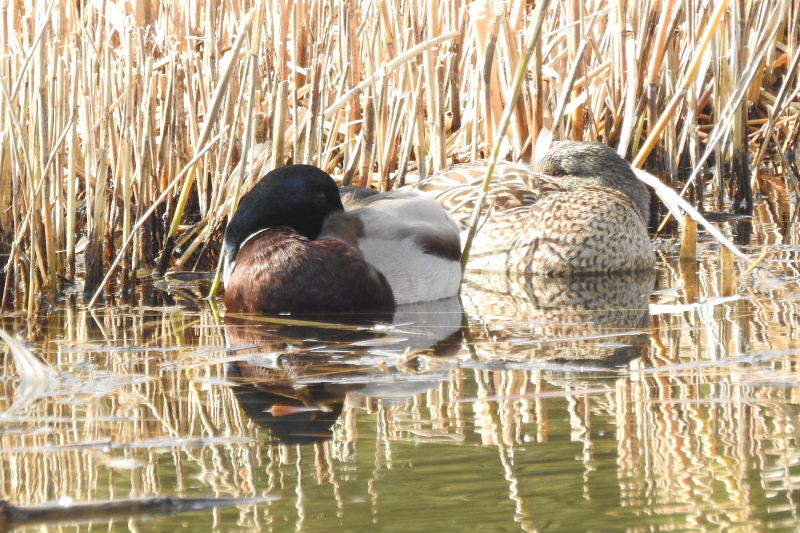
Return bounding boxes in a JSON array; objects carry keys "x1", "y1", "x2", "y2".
[{"x1": 5, "y1": 205, "x2": 800, "y2": 531}]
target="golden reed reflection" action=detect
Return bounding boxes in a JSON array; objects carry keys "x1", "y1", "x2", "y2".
[{"x1": 1, "y1": 246, "x2": 800, "y2": 530}]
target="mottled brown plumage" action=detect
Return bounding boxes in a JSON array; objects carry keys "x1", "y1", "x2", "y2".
[
  {"x1": 415, "y1": 141, "x2": 656, "y2": 274},
  {"x1": 223, "y1": 227, "x2": 395, "y2": 317}
]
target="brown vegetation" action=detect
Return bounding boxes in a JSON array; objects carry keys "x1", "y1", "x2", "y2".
[{"x1": 2, "y1": 0, "x2": 800, "y2": 312}]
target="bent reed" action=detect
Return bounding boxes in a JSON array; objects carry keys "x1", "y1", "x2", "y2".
[{"x1": 1, "y1": 0, "x2": 799, "y2": 312}]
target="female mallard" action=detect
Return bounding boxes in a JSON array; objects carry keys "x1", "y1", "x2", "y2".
[
  {"x1": 222, "y1": 165, "x2": 462, "y2": 315},
  {"x1": 415, "y1": 141, "x2": 655, "y2": 274}
]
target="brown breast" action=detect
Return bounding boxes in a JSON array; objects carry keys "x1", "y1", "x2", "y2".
[{"x1": 223, "y1": 227, "x2": 395, "y2": 319}]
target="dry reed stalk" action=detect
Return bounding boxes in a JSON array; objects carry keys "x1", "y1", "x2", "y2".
[
  {"x1": 159, "y1": 12, "x2": 254, "y2": 272},
  {"x1": 87, "y1": 129, "x2": 229, "y2": 307},
  {"x1": 358, "y1": 94, "x2": 376, "y2": 187},
  {"x1": 322, "y1": 30, "x2": 459, "y2": 118},
  {"x1": 0, "y1": 0, "x2": 799, "y2": 308},
  {"x1": 461, "y1": 0, "x2": 551, "y2": 267},
  {"x1": 679, "y1": 213, "x2": 698, "y2": 261},
  {"x1": 203, "y1": 53, "x2": 261, "y2": 297},
  {"x1": 720, "y1": 247, "x2": 736, "y2": 296},
  {"x1": 752, "y1": 50, "x2": 800, "y2": 178}
]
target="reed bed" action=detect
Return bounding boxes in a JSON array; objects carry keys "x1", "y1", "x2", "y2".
[{"x1": 3, "y1": 0, "x2": 800, "y2": 311}]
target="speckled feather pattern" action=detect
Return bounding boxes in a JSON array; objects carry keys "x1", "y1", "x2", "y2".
[
  {"x1": 415, "y1": 161, "x2": 552, "y2": 224},
  {"x1": 415, "y1": 143, "x2": 656, "y2": 275}
]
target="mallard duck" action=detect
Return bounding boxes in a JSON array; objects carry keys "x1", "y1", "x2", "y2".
[
  {"x1": 415, "y1": 141, "x2": 655, "y2": 275},
  {"x1": 222, "y1": 164, "x2": 462, "y2": 315}
]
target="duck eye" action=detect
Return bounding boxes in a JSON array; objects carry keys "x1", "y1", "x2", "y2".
[
  {"x1": 312, "y1": 192, "x2": 329, "y2": 207},
  {"x1": 550, "y1": 168, "x2": 567, "y2": 176}
]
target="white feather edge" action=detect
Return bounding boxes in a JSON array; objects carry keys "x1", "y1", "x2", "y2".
[{"x1": 222, "y1": 228, "x2": 272, "y2": 287}]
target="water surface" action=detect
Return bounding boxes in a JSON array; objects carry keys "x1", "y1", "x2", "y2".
[{"x1": 2, "y1": 200, "x2": 800, "y2": 532}]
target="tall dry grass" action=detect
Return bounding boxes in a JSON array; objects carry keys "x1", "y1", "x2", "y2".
[{"x1": 2, "y1": 0, "x2": 800, "y2": 312}]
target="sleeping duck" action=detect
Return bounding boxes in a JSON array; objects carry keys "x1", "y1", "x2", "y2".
[
  {"x1": 415, "y1": 141, "x2": 656, "y2": 275},
  {"x1": 222, "y1": 165, "x2": 462, "y2": 315}
]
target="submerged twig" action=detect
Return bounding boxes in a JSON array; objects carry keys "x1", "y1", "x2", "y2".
[{"x1": 0, "y1": 496, "x2": 273, "y2": 528}]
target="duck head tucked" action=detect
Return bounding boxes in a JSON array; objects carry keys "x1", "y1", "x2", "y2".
[
  {"x1": 532, "y1": 141, "x2": 650, "y2": 223},
  {"x1": 222, "y1": 165, "x2": 396, "y2": 318},
  {"x1": 222, "y1": 162, "x2": 463, "y2": 315},
  {"x1": 222, "y1": 165, "x2": 344, "y2": 285},
  {"x1": 413, "y1": 140, "x2": 655, "y2": 275}
]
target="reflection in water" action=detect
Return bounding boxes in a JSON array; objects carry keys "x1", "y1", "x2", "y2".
[
  {"x1": 229, "y1": 370, "x2": 347, "y2": 445},
  {"x1": 3, "y1": 245, "x2": 800, "y2": 531},
  {"x1": 224, "y1": 298, "x2": 464, "y2": 444},
  {"x1": 462, "y1": 271, "x2": 655, "y2": 366}
]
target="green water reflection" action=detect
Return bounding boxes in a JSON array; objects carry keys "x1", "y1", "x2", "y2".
[{"x1": 3, "y1": 203, "x2": 800, "y2": 532}]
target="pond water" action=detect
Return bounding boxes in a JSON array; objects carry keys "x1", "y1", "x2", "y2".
[{"x1": 2, "y1": 198, "x2": 800, "y2": 532}]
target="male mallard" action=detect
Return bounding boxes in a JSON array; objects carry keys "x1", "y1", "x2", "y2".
[{"x1": 222, "y1": 165, "x2": 462, "y2": 315}]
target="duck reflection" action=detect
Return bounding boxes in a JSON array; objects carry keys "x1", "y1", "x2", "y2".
[
  {"x1": 228, "y1": 363, "x2": 346, "y2": 445},
  {"x1": 461, "y1": 271, "x2": 656, "y2": 366},
  {"x1": 224, "y1": 298, "x2": 464, "y2": 444}
]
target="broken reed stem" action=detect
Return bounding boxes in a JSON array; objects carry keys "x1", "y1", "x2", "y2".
[
  {"x1": 87, "y1": 129, "x2": 229, "y2": 308},
  {"x1": 679, "y1": 214, "x2": 697, "y2": 261}
]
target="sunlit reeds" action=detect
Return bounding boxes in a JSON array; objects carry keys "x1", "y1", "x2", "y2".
[{"x1": 3, "y1": 0, "x2": 800, "y2": 311}]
